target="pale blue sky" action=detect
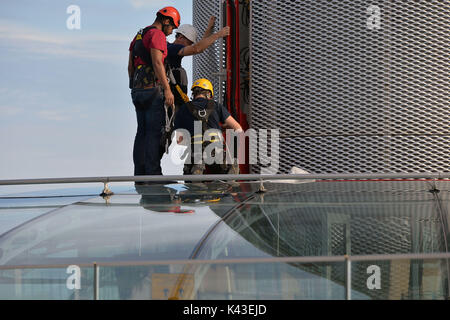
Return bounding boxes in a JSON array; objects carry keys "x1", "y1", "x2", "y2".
[{"x1": 0, "y1": 0, "x2": 198, "y2": 180}]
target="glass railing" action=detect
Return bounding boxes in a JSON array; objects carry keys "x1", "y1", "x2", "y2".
[{"x1": 1, "y1": 254, "x2": 449, "y2": 300}]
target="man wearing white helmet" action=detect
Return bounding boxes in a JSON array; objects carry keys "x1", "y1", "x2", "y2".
[{"x1": 167, "y1": 17, "x2": 230, "y2": 107}]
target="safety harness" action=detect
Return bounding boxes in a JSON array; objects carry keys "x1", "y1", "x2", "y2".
[
  {"x1": 170, "y1": 67, "x2": 190, "y2": 106},
  {"x1": 185, "y1": 100, "x2": 221, "y2": 146},
  {"x1": 182, "y1": 100, "x2": 239, "y2": 175},
  {"x1": 131, "y1": 27, "x2": 189, "y2": 107},
  {"x1": 130, "y1": 26, "x2": 160, "y2": 89},
  {"x1": 161, "y1": 103, "x2": 176, "y2": 155}
]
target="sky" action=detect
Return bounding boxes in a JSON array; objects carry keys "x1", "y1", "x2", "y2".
[{"x1": 0, "y1": 0, "x2": 197, "y2": 181}]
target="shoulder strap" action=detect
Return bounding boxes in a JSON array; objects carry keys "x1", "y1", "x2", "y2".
[
  {"x1": 137, "y1": 26, "x2": 156, "y2": 39},
  {"x1": 132, "y1": 26, "x2": 157, "y2": 66},
  {"x1": 186, "y1": 101, "x2": 216, "y2": 121},
  {"x1": 186, "y1": 100, "x2": 217, "y2": 132},
  {"x1": 185, "y1": 102, "x2": 198, "y2": 119},
  {"x1": 205, "y1": 100, "x2": 216, "y2": 115}
]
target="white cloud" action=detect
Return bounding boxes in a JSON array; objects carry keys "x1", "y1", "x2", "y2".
[
  {"x1": 0, "y1": 88, "x2": 52, "y2": 114},
  {"x1": 0, "y1": 20, "x2": 65, "y2": 45},
  {"x1": 0, "y1": 106, "x2": 24, "y2": 116},
  {"x1": 0, "y1": 20, "x2": 128, "y2": 63},
  {"x1": 33, "y1": 103, "x2": 89, "y2": 122},
  {"x1": 37, "y1": 110, "x2": 71, "y2": 122},
  {"x1": 129, "y1": 0, "x2": 166, "y2": 9}
]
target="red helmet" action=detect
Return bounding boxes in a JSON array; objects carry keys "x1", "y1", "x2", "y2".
[{"x1": 158, "y1": 6, "x2": 181, "y2": 28}]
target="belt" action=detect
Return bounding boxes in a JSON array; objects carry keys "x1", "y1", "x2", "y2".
[{"x1": 135, "y1": 64, "x2": 157, "y2": 89}]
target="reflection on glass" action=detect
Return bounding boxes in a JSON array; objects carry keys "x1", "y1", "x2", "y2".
[
  {"x1": 0, "y1": 180, "x2": 449, "y2": 299},
  {"x1": 351, "y1": 259, "x2": 450, "y2": 300},
  {"x1": 0, "y1": 267, "x2": 93, "y2": 300},
  {"x1": 98, "y1": 262, "x2": 353, "y2": 300}
]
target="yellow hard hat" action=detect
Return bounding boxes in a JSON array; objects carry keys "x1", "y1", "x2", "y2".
[{"x1": 191, "y1": 78, "x2": 214, "y2": 97}]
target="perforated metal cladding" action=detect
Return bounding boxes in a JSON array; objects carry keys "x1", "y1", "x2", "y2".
[
  {"x1": 248, "y1": 1, "x2": 450, "y2": 174},
  {"x1": 235, "y1": 181, "x2": 450, "y2": 299},
  {"x1": 192, "y1": 0, "x2": 224, "y2": 103},
  {"x1": 266, "y1": 135, "x2": 450, "y2": 174}
]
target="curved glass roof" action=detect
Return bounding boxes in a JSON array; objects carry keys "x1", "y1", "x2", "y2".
[{"x1": 0, "y1": 180, "x2": 449, "y2": 299}]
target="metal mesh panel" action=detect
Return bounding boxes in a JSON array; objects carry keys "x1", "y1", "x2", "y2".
[
  {"x1": 192, "y1": 0, "x2": 224, "y2": 104},
  {"x1": 248, "y1": 0, "x2": 450, "y2": 174},
  {"x1": 267, "y1": 135, "x2": 450, "y2": 174}
]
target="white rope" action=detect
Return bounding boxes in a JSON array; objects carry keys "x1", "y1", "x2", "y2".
[
  {"x1": 164, "y1": 103, "x2": 175, "y2": 133},
  {"x1": 163, "y1": 103, "x2": 176, "y2": 154}
]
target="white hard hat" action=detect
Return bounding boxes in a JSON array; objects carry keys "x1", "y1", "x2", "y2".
[{"x1": 176, "y1": 24, "x2": 198, "y2": 43}]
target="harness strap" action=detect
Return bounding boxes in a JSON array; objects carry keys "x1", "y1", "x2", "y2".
[
  {"x1": 186, "y1": 100, "x2": 215, "y2": 121},
  {"x1": 175, "y1": 84, "x2": 190, "y2": 103},
  {"x1": 186, "y1": 100, "x2": 219, "y2": 144},
  {"x1": 162, "y1": 103, "x2": 176, "y2": 154},
  {"x1": 131, "y1": 26, "x2": 171, "y2": 89},
  {"x1": 132, "y1": 26, "x2": 156, "y2": 66}
]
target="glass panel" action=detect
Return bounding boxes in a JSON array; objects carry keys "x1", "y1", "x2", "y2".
[
  {"x1": 217, "y1": 181, "x2": 450, "y2": 257},
  {"x1": 0, "y1": 195, "x2": 222, "y2": 266},
  {"x1": 351, "y1": 259, "x2": 450, "y2": 300},
  {"x1": 0, "y1": 258, "x2": 448, "y2": 300},
  {"x1": 0, "y1": 266, "x2": 93, "y2": 300},
  {"x1": 98, "y1": 261, "x2": 349, "y2": 300},
  {"x1": 0, "y1": 180, "x2": 449, "y2": 300},
  {"x1": 0, "y1": 187, "x2": 103, "y2": 235},
  {"x1": 0, "y1": 209, "x2": 52, "y2": 235}
]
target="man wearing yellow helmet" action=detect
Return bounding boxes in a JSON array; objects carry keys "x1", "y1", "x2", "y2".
[{"x1": 174, "y1": 78, "x2": 242, "y2": 175}]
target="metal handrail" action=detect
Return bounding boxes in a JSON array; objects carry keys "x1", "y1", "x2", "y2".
[
  {"x1": 1, "y1": 172, "x2": 450, "y2": 186},
  {"x1": 1, "y1": 252, "x2": 449, "y2": 270}
]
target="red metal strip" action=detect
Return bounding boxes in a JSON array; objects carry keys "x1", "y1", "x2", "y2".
[{"x1": 225, "y1": 0, "x2": 233, "y2": 115}]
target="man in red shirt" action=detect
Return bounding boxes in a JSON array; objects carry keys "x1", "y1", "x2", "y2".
[{"x1": 128, "y1": 7, "x2": 180, "y2": 181}]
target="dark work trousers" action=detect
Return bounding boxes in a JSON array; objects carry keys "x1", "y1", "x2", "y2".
[
  {"x1": 183, "y1": 143, "x2": 240, "y2": 175},
  {"x1": 131, "y1": 87, "x2": 165, "y2": 176}
]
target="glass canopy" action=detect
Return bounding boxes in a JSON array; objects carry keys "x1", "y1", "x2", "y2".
[{"x1": 0, "y1": 180, "x2": 449, "y2": 299}]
